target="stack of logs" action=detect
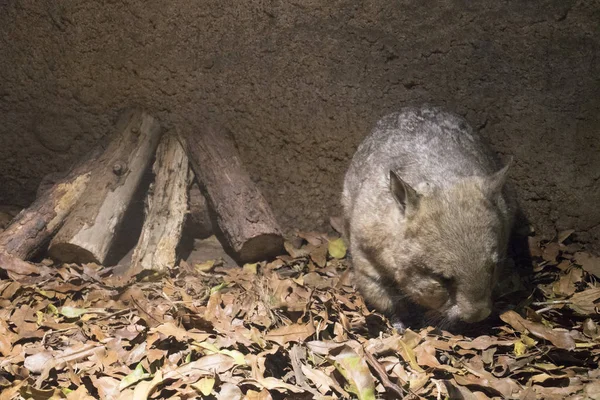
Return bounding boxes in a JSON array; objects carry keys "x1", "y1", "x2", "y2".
[{"x1": 0, "y1": 109, "x2": 284, "y2": 275}]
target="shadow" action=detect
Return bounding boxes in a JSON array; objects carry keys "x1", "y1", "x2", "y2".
[{"x1": 103, "y1": 165, "x2": 154, "y2": 266}]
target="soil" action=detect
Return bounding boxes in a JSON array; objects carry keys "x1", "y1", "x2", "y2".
[{"x1": 0, "y1": 1, "x2": 599, "y2": 248}]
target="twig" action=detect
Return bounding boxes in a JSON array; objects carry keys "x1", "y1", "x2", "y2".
[
  {"x1": 531, "y1": 300, "x2": 571, "y2": 306},
  {"x1": 535, "y1": 306, "x2": 560, "y2": 314},
  {"x1": 431, "y1": 379, "x2": 444, "y2": 400},
  {"x1": 93, "y1": 308, "x2": 132, "y2": 322},
  {"x1": 363, "y1": 347, "x2": 406, "y2": 399},
  {"x1": 289, "y1": 344, "x2": 323, "y2": 398},
  {"x1": 290, "y1": 344, "x2": 307, "y2": 387},
  {"x1": 130, "y1": 296, "x2": 163, "y2": 324}
]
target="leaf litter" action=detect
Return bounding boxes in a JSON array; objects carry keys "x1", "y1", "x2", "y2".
[{"x1": 0, "y1": 228, "x2": 599, "y2": 399}]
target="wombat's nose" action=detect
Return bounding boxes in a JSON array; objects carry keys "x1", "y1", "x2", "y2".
[{"x1": 462, "y1": 306, "x2": 492, "y2": 323}]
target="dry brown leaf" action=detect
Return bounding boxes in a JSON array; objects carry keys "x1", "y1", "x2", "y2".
[
  {"x1": 301, "y1": 364, "x2": 337, "y2": 395},
  {"x1": 542, "y1": 242, "x2": 561, "y2": 263},
  {"x1": 243, "y1": 389, "x2": 273, "y2": 400},
  {"x1": 151, "y1": 322, "x2": 211, "y2": 343},
  {"x1": 574, "y1": 252, "x2": 600, "y2": 278},
  {"x1": 284, "y1": 241, "x2": 310, "y2": 258},
  {"x1": 569, "y1": 287, "x2": 600, "y2": 315},
  {"x1": 333, "y1": 345, "x2": 376, "y2": 400},
  {"x1": 584, "y1": 380, "x2": 600, "y2": 400},
  {"x1": 216, "y1": 383, "x2": 243, "y2": 400},
  {"x1": 242, "y1": 377, "x2": 305, "y2": 393},
  {"x1": 265, "y1": 323, "x2": 315, "y2": 346},
  {"x1": 309, "y1": 243, "x2": 328, "y2": 268},
  {"x1": 0, "y1": 253, "x2": 45, "y2": 277},
  {"x1": 90, "y1": 375, "x2": 121, "y2": 399},
  {"x1": 553, "y1": 267, "x2": 582, "y2": 296},
  {"x1": 298, "y1": 231, "x2": 328, "y2": 246},
  {"x1": 583, "y1": 318, "x2": 600, "y2": 339},
  {"x1": 456, "y1": 335, "x2": 514, "y2": 350},
  {"x1": 500, "y1": 311, "x2": 575, "y2": 350}
]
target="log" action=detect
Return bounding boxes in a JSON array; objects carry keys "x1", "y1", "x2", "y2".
[
  {"x1": 178, "y1": 124, "x2": 284, "y2": 263},
  {"x1": 130, "y1": 133, "x2": 191, "y2": 274},
  {"x1": 0, "y1": 147, "x2": 102, "y2": 260},
  {"x1": 48, "y1": 109, "x2": 162, "y2": 264}
]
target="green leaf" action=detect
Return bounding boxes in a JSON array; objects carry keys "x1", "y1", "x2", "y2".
[
  {"x1": 220, "y1": 349, "x2": 246, "y2": 365},
  {"x1": 210, "y1": 282, "x2": 228, "y2": 294},
  {"x1": 118, "y1": 363, "x2": 151, "y2": 390},
  {"x1": 59, "y1": 306, "x2": 88, "y2": 319},
  {"x1": 514, "y1": 340, "x2": 527, "y2": 356},
  {"x1": 192, "y1": 377, "x2": 215, "y2": 396},
  {"x1": 328, "y1": 238, "x2": 347, "y2": 259}
]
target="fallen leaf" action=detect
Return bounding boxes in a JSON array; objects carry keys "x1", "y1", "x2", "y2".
[
  {"x1": 574, "y1": 252, "x2": 600, "y2": 278},
  {"x1": 399, "y1": 339, "x2": 425, "y2": 373},
  {"x1": 583, "y1": 318, "x2": 600, "y2": 339},
  {"x1": 309, "y1": 244, "x2": 328, "y2": 268},
  {"x1": 59, "y1": 306, "x2": 89, "y2": 319},
  {"x1": 500, "y1": 311, "x2": 575, "y2": 350},
  {"x1": 265, "y1": 323, "x2": 315, "y2": 346},
  {"x1": 456, "y1": 336, "x2": 514, "y2": 350},
  {"x1": 328, "y1": 238, "x2": 347, "y2": 259},
  {"x1": 216, "y1": 383, "x2": 243, "y2": 400},
  {"x1": 24, "y1": 351, "x2": 54, "y2": 374},
  {"x1": 284, "y1": 241, "x2": 310, "y2": 258},
  {"x1": 195, "y1": 260, "x2": 216, "y2": 272},
  {"x1": 301, "y1": 364, "x2": 335, "y2": 395},
  {"x1": 119, "y1": 363, "x2": 151, "y2": 391},
  {"x1": 553, "y1": 267, "x2": 582, "y2": 296},
  {"x1": 332, "y1": 346, "x2": 376, "y2": 400},
  {"x1": 569, "y1": 287, "x2": 600, "y2": 315},
  {"x1": 242, "y1": 377, "x2": 305, "y2": 393},
  {"x1": 514, "y1": 340, "x2": 527, "y2": 356},
  {"x1": 132, "y1": 369, "x2": 163, "y2": 400},
  {"x1": 542, "y1": 242, "x2": 560, "y2": 263},
  {"x1": 151, "y1": 322, "x2": 210, "y2": 342},
  {"x1": 584, "y1": 380, "x2": 600, "y2": 400},
  {"x1": 243, "y1": 263, "x2": 258, "y2": 274},
  {"x1": 192, "y1": 377, "x2": 215, "y2": 396}
]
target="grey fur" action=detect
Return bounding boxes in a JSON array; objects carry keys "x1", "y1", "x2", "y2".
[{"x1": 342, "y1": 105, "x2": 515, "y2": 326}]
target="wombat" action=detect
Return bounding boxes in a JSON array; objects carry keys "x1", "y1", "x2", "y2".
[{"x1": 342, "y1": 105, "x2": 515, "y2": 328}]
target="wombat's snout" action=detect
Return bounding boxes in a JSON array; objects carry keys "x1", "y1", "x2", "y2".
[{"x1": 459, "y1": 302, "x2": 492, "y2": 323}]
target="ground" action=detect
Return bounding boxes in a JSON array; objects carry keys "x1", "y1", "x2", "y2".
[{"x1": 0, "y1": 225, "x2": 599, "y2": 400}]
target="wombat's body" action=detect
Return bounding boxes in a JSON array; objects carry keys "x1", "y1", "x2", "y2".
[{"x1": 342, "y1": 105, "x2": 515, "y2": 326}]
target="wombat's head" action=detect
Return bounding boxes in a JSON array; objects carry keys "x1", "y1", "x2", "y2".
[{"x1": 388, "y1": 164, "x2": 511, "y2": 324}]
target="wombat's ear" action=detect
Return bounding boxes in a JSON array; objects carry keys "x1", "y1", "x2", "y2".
[
  {"x1": 390, "y1": 170, "x2": 419, "y2": 214},
  {"x1": 485, "y1": 157, "x2": 513, "y2": 196}
]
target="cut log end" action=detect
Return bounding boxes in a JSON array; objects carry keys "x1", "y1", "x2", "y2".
[
  {"x1": 48, "y1": 243, "x2": 99, "y2": 264},
  {"x1": 238, "y1": 233, "x2": 284, "y2": 263},
  {"x1": 179, "y1": 125, "x2": 285, "y2": 262},
  {"x1": 48, "y1": 109, "x2": 162, "y2": 265}
]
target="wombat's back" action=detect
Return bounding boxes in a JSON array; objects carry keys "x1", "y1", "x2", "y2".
[{"x1": 342, "y1": 105, "x2": 506, "y2": 220}]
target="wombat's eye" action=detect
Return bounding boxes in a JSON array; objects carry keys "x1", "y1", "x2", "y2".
[{"x1": 431, "y1": 271, "x2": 453, "y2": 285}]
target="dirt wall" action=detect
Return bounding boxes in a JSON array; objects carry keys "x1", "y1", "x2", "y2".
[{"x1": 1, "y1": 0, "x2": 599, "y2": 246}]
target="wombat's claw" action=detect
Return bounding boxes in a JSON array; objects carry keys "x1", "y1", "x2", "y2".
[{"x1": 391, "y1": 318, "x2": 406, "y2": 333}]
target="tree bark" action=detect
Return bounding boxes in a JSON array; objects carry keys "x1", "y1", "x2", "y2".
[
  {"x1": 48, "y1": 108, "x2": 162, "y2": 265},
  {"x1": 178, "y1": 124, "x2": 284, "y2": 263},
  {"x1": 0, "y1": 147, "x2": 103, "y2": 260},
  {"x1": 130, "y1": 133, "x2": 191, "y2": 274}
]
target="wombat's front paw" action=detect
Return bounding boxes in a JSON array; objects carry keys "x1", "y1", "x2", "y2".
[{"x1": 391, "y1": 316, "x2": 406, "y2": 332}]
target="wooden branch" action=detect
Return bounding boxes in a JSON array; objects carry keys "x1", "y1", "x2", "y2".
[
  {"x1": 130, "y1": 133, "x2": 191, "y2": 274},
  {"x1": 0, "y1": 147, "x2": 102, "y2": 260},
  {"x1": 48, "y1": 109, "x2": 162, "y2": 265},
  {"x1": 178, "y1": 124, "x2": 284, "y2": 263}
]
